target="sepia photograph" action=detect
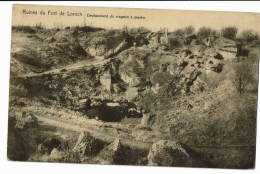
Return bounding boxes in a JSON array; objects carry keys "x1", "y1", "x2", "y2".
[{"x1": 7, "y1": 4, "x2": 259, "y2": 169}]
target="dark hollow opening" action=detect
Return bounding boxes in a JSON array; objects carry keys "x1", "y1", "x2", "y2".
[{"x1": 84, "y1": 100, "x2": 142, "y2": 122}]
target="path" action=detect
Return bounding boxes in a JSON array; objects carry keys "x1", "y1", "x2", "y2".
[
  {"x1": 36, "y1": 115, "x2": 152, "y2": 150},
  {"x1": 18, "y1": 59, "x2": 109, "y2": 78}
]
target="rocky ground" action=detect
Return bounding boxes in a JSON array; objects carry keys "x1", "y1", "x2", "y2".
[{"x1": 8, "y1": 26, "x2": 259, "y2": 169}]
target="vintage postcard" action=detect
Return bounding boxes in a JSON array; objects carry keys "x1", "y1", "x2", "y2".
[{"x1": 8, "y1": 4, "x2": 259, "y2": 169}]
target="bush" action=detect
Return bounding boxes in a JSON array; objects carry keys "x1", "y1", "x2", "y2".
[
  {"x1": 137, "y1": 27, "x2": 150, "y2": 33},
  {"x1": 221, "y1": 26, "x2": 238, "y2": 40},
  {"x1": 76, "y1": 26, "x2": 103, "y2": 32},
  {"x1": 197, "y1": 27, "x2": 216, "y2": 39},
  {"x1": 168, "y1": 37, "x2": 183, "y2": 48},
  {"x1": 240, "y1": 29, "x2": 259, "y2": 44},
  {"x1": 12, "y1": 26, "x2": 36, "y2": 34},
  {"x1": 184, "y1": 26, "x2": 195, "y2": 35},
  {"x1": 173, "y1": 29, "x2": 185, "y2": 37},
  {"x1": 231, "y1": 62, "x2": 253, "y2": 94},
  {"x1": 173, "y1": 26, "x2": 195, "y2": 37}
]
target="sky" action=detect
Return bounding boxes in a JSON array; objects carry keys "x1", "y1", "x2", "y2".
[{"x1": 12, "y1": 4, "x2": 260, "y2": 33}]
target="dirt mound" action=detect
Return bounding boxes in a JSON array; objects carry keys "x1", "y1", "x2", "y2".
[
  {"x1": 12, "y1": 42, "x2": 90, "y2": 72},
  {"x1": 39, "y1": 42, "x2": 89, "y2": 69},
  {"x1": 54, "y1": 28, "x2": 78, "y2": 43},
  {"x1": 80, "y1": 30, "x2": 130, "y2": 59}
]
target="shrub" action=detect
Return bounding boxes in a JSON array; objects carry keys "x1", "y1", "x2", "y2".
[
  {"x1": 184, "y1": 26, "x2": 195, "y2": 35},
  {"x1": 128, "y1": 27, "x2": 150, "y2": 34},
  {"x1": 12, "y1": 26, "x2": 36, "y2": 34},
  {"x1": 231, "y1": 62, "x2": 253, "y2": 94},
  {"x1": 137, "y1": 27, "x2": 150, "y2": 33},
  {"x1": 106, "y1": 29, "x2": 117, "y2": 35},
  {"x1": 197, "y1": 27, "x2": 216, "y2": 39},
  {"x1": 221, "y1": 26, "x2": 238, "y2": 40},
  {"x1": 240, "y1": 29, "x2": 259, "y2": 44},
  {"x1": 173, "y1": 29, "x2": 185, "y2": 37},
  {"x1": 168, "y1": 37, "x2": 183, "y2": 48},
  {"x1": 76, "y1": 26, "x2": 104, "y2": 32}
]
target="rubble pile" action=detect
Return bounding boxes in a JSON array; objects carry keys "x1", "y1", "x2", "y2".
[{"x1": 12, "y1": 27, "x2": 240, "y2": 123}]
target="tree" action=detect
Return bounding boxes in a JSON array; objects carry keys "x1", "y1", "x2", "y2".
[
  {"x1": 231, "y1": 62, "x2": 253, "y2": 94},
  {"x1": 173, "y1": 28, "x2": 185, "y2": 37},
  {"x1": 137, "y1": 26, "x2": 150, "y2": 33},
  {"x1": 240, "y1": 29, "x2": 259, "y2": 44},
  {"x1": 197, "y1": 27, "x2": 216, "y2": 39},
  {"x1": 184, "y1": 26, "x2": 195, "y2": 35},
  {"x1": 221, "y1": 26, "x2": 238, "y2": 40}
]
